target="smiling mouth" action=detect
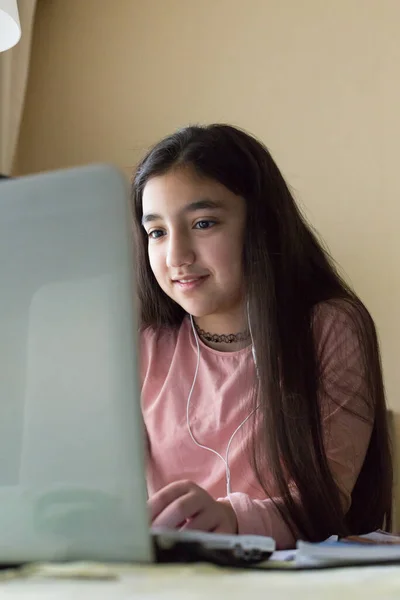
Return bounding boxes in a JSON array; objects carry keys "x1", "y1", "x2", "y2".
[{"x1": 172, "y1": 275, "x2": 209, "y2": 289}]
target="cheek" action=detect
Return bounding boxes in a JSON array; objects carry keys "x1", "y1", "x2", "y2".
[
  {"x1": 204, "y1": 235, "x2": 243, "y2": 275},
  {"x1": 148, "y1": 247, "x2": 165, "y2": 282}
]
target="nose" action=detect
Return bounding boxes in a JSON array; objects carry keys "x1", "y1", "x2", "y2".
[{"x1": 166, "y1": 231, "x2": 195, "y2": 269}]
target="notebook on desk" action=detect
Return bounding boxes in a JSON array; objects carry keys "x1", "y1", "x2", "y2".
[{"x1": 0, "y1": 165, "x2": 274, "y2": 567}]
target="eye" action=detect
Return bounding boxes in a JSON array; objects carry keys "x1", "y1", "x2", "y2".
[
  {"x1": 147, "y1": 229, "x2": 165, "y2": 240},
  {"x1": 194, "y1": 220, "x2": 216, "y2": 230}
]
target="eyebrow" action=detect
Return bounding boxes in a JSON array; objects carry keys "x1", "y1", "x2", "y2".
[{"x1": 141, "y1": 198, "x2": 224, "y2": 226}]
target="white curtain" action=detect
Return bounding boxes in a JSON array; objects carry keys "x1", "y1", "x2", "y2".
[{"x1": 0, "y1": 0, "x2": 37, "y2": 175}]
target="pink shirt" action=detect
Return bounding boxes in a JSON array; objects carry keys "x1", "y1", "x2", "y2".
[{"x1": 140, "y1": 303, "x2": 373, "y2": 549}]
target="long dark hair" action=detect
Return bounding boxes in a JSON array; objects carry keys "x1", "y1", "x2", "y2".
[{"x1": 132, "y1": 124, "x2": 392, "y2": 541}]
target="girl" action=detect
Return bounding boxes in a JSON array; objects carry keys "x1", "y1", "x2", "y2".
[{"x1": 132, "y1": 124, "x2": 392, "y2": 549}]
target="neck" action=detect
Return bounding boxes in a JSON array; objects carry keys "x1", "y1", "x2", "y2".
[{"x1": 195, "y1": 306, "x2": 247, "y2": 334}]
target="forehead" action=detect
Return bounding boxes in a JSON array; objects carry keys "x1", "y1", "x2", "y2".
[{"x1": 142, "y1": 168, "x2": 244, "y2": 217}]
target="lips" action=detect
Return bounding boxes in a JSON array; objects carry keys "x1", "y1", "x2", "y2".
[
  {"x1": 172, "y1": 275, "x2": 208, "y2": 284},
  {"x1": 172, "y1": 275, "x2": 209, "y2": 290},
  {"x1": 174, "y1": 277, "x2": 204, "y2": 284}
]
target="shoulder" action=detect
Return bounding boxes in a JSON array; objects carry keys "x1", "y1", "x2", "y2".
[
  {"x1": 139, "y1": 319, "x2": 188, "y2": 382},
  {"x1": 313, "y1": 299, "x2": 373, "y2": 350},
  {"x1": 313, "y1": 298, "x2": 372, "y2": 331},
  {"x1": 140, "y1": 324, "x2": 178, "y2": 361},
  {"x1": 312, "y1": 299, "x2": 377, "y2": 379}
]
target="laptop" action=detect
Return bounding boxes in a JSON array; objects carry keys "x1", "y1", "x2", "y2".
[{"x1": 0, "y1": 165, "x2": 275, "y2": 566}]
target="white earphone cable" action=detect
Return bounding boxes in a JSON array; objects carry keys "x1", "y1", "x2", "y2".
[{"x1": 187, "y1": 313, "x2": 259, "y2": 496}]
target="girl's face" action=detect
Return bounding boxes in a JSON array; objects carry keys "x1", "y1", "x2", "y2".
[{"x1": 142, "y1": 167, "x2": 246, "y2": 328}]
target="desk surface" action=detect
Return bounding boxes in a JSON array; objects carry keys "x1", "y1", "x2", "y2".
[{"x1": 0, "y1": 563, "x2": 399, "y2": 599}]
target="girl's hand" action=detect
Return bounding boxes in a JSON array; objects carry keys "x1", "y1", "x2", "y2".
[{"x1": 148, "y1": 480, "x2": 238, "y2": 534}]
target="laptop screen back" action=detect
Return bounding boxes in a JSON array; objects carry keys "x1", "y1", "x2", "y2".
[{"x1": 0, "y1": 165, "x2": 152, "y2": 563}]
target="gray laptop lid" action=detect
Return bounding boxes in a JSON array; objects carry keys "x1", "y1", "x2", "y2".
[{"x1": 0, "y1": 165, "x2": 152, "y2": 563}]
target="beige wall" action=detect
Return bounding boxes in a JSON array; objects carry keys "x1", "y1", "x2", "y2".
[{"x1": 16, "y1": 0, "x2": 400, "y2": 416}]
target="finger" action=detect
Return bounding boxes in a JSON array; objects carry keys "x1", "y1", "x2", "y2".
[
  {"x1": 148, "y1": 481, "x2": 195, "y2": 522},
  {"x1": 180, "y1": 510, "x2": 219, "y2": 533},
  {"x1": 152, "y1": 491, "x2": 205, "y2": 529}
]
